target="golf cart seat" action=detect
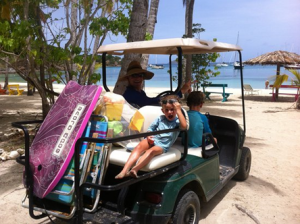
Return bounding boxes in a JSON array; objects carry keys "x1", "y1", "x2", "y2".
[
  {"x1": 109, "y1": 105, "x2": 219, "y2": 168},
  {"x1": 109, "y1": 106, "x2": 185, "y2": 171}
]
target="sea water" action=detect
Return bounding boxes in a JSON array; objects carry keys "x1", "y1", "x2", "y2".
[
  {"x1": 101, "y1": 65, "x2": 296, "y2": 89},
  {"x1": 0, "y1": 65, "x2": 296, "y2": 90}
]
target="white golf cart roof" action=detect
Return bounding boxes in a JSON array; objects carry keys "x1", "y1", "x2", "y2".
[{"x1": 97, "y1": 38, "x2": 242, "y2": 55}]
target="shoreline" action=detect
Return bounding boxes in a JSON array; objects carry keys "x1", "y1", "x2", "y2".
[{"x1": 1, "y1": 82, "x2": 298, "y2": 98}]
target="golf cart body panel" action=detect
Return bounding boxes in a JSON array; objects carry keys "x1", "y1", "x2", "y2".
[{"x1": 14, "y1": 38, "x2": 250, "y2": 224}]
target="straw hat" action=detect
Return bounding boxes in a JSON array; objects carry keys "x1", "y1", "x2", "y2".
[{"x1": 118, "y1": 61, "x2": 154, "y2": 81}]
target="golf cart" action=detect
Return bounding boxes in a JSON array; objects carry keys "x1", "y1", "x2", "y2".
[{"x1": 14, "y1": 38, "x2": 251, "y2": 224}]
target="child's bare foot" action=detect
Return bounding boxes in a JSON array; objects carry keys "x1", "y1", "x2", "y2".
[
  {"x1": 115, "y1": 171, "x2": 131, "y2": 179},
  {"x1": 129, "y1": 170, "x2": 138, "y2": 178},
  {"x1": 115, "y1": 172, "x2": 126, "y2": 179},
  {"x1": 115, "y1": 173, "x2": 124, "y2": 179}
]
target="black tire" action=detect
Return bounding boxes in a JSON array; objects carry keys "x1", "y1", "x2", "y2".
[
  {"x1": 172, "y1": 190, "x2": 200, "y2": 224},
  {"x1": 234, "y1": 147, "x2": 251, "y2": 181}
]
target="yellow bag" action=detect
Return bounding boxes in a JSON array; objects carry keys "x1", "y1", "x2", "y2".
[{"x1": 105, "y1": 103, "x2": 124, "y2": 121}]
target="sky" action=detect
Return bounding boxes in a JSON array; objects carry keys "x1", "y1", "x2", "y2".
[{"x1": 105, "y1": 0, "x2": 300, "y2": 64}]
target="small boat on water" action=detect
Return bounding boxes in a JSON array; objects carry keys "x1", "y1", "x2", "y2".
[
  {"x1": 284, "y1": 64, "x2": 300, "y2": 70},
  {"x1": 216, "y1": 62, "x2": 229, "y2": 67},
  {"x1": 150, "y1": 64, "x2": 164, "y2": 69},
  {"x1": 234, "y1": 61, "x2": 244, "y2": 69}
]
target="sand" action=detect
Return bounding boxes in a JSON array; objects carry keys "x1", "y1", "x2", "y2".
[{"x1": 0, "y1": 85, "x2": 299, "y2": 224}]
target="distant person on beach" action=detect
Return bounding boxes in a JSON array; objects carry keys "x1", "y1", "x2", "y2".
[
  {"x1": 115, "y1": 95, "x2": 187, "y2": 179},
  {"x1": 119, "y1": 60, "x2": 193, "y2": 108},
  {"x1": 265, "y1": 80, "x2": 269, "y2": 89},
  {"x1": 182, "y1": 91, "x2": 217, "y2": 147}
]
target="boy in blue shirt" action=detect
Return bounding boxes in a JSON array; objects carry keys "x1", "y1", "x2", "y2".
[
  {"x1": 115, "y1": 95, "x2": 187, "y2": 179},
  {"x1": 183, "y1": 91, "x2": 217, "y2": 147}
]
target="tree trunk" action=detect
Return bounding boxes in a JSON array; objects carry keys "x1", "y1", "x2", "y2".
[
  {"x1": 141, "y1": 0, "x2": 160, "y2": 68},
  {"x1": 24, "y1": 0, "x2": 51, "y2": 117},
  {"x1": 89, "y1": 4, "x2": 107, "y2": 85},
  {"x1": 184, "y1": 0, "x2": 194, "y2": 87},
  {"x1": 113, "y1": 0, "x2": 149, "y2": 95},
  {"x1": 275, "y1": 64, "x2": 280, "y2": 100},
  {"x1": 4, "y1": 57, "x2": 8, "y2": 89}
]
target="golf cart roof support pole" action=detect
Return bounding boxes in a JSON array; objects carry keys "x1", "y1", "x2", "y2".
[
  {"x1": 169, "y1": 54, "x2": 173, "y2": 91},
  {"x1": 238, "y1": 50, "x2": 246, "y2": 134},
  {"x1": 102, "y1": 52, "x2": 110, "y2": 92},
  {"x1": 176, "y1": 47, "x2": 183, "y2": 93}
]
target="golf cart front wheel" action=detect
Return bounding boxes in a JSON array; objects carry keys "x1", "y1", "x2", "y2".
[
  {"x1": 171, "y1": 190, "x2": 200, "y2": 224},
  {"x1": 234, "y1": 147, "x2": 251, "y2": 181}
]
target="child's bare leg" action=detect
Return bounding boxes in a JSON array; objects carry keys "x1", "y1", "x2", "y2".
[
  {"x1": 130, "y1": 146, "x2": 163, "y2": 178},
  {"x1": 115, "y1": 139, "x2": 150, "y2": 179}
]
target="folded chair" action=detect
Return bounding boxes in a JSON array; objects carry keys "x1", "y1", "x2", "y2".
[
  {"x1": 243, "y1": 84, "x2": 259, "y2": 95},
  {"x1": 44, "y1": 115, "x2": 109, "y2": 215}
]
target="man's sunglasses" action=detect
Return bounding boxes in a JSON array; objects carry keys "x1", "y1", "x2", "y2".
[
  {"x1": 161, "y1": 99, "x2": 178, "y2": 104},
  {"x1": 131, "y1": 73, "x2": 144, "y2": 78}
]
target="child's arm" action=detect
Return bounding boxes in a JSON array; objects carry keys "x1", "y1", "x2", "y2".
[{"x1": 174, "y1": 102, "x2": 187, "y2": 130}]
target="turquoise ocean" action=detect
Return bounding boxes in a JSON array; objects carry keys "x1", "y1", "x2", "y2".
[
  {"x1": 0, "y1": 65, "x2": 295, "y2": 90},
  {"x1": 98, "y1": 64, "x2": 296, "y2": 89}
]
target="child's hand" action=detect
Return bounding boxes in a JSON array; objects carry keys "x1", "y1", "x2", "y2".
[
  {"x1": 173, "y1": 102, "x2": 182, "y2": 113},
  {"x1": 147, "y1": 136, "x2": 154, "y2": 145}
]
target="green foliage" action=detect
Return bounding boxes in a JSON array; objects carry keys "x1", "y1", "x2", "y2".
[
  {"x1": 145, "y1": 32, "x2": 153, "y2": 41},
  {"x1": 0, "y1": 0, "x2": 132, "y2": 87},
  {"x1": 287, "y1": 69, "x2": 300, "y2": 86},
  {"x1": 0, "y1": 20, "x2": 30, "y2": 54},
  {"x1": 181, "y1": 23, "x2": 220, "y2": 91},
  {"x1": 89, "y1": 2, "x2": 131, "y2": 37},
  {"x1": 191, "y1": 52, "x2": 220, "y2": 90},
  {"x1": 89, "y1": 72, "x2": 101, "y2": 84}
]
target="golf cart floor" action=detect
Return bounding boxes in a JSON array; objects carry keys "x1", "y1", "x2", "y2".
[{"x1": 219, "y1": 165, "x2": 235, "y2": 181}]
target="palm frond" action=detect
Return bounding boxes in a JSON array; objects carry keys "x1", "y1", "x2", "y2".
[
  {"x1": 272, "y1": 74, "x2": 289, "y2": 88},
  {"x1": 287, "y1": 69, "x2": 300, "y2": 86}
]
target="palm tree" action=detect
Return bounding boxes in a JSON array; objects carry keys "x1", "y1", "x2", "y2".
[
  {"x1": 113, "y1": 0, "x2": 149, "y2": 95},
  {"x1": 114, "y1": 0, "x2": 160, "y2": 95},
  {"x1": 141, "y1": 0, "x2": 160, "y2": 68},
  {"x1": 183, "y1": 0, "x2": 195, "y2": 91}
]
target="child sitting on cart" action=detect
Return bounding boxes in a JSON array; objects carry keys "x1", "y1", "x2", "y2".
[
  {"x1": 183, "y1": 91, "x2": 217, "y2": 147},
  {"x1": 115, "y1": 95, "x2": 187, "y2": 179}
]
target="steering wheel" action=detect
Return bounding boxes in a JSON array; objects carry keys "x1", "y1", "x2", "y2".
[{"x1": 156, "y1": 90, "x2": 176, "y2": 98}]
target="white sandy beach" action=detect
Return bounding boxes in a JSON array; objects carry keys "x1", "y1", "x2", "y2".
[{"x1": 0, "y1": 83, "x2": 299, "y2": 224}]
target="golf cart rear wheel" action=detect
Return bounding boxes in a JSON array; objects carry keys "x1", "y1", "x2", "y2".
[
  {"x1": 171, "y1": 190, "x2": 200, "y2": 224},
  {"x1": 234, "y1": 147, "x2": 251, "y2": 181}
]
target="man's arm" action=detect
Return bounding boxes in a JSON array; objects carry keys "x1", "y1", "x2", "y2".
[{"x1": 123, "y1": 87, "x2": 159, "y2": 107}]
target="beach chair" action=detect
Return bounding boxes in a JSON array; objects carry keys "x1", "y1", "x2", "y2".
[
  {"x1": 44, "y1": 115, "x2": 109, "y2": 216},
  {"x1": 243, "y1": 84, "x2": 259, "y2": 95}
]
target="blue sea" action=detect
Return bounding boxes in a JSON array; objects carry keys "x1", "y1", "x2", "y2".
[
  {"x1": 0, "y1": 65, "x2": 295, "y2": 90},
  {"x1": 99, "y1": 64, "x2": 295, "y2": 89}
]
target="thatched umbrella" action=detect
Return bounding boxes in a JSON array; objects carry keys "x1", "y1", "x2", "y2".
[
  {"x1": 244, "y1": 50, "x2": 300, "y2": 74},
  {"x1": 244, "y1": 50, "x2": 300, "y2": 99}
]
